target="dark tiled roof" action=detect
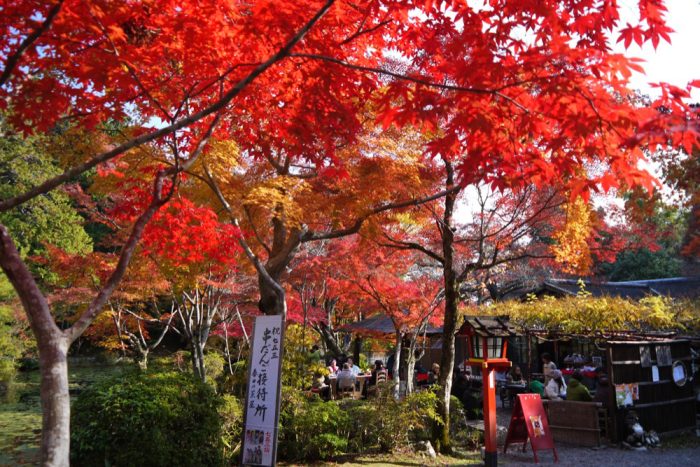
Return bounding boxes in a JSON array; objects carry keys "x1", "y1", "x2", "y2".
[
  {"x1": 339, "y1": 314, "x2": 442, "y2": 337},
  {"x1": 458, "y1": 315, "x2": 517, "y2": 337},
  {"x1": 542, "y1": 276, "x2": 700, "y2": 300}
]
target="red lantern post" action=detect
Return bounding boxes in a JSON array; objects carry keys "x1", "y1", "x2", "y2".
[{"x1": 463, "y1": 317, "x2": 515, "y2": 467}]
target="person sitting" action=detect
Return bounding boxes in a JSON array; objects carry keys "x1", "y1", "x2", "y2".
[
  {"x1": 369, "y1": 360, "x2": 386, "y2": 386},
  {"x1": 544, "y1": 369, "x2": 567, "y2": 400},
  {"x1": 347, "y1": 357, "x2": 361, "y2": 376},
  {"x1": 507, "y1": 365, "x2": 525, "y2": 384},
  {"x1": 327, "y1": 358, "x2": 339, "y2": 375},
  {"x1": 428, "y1": 363, "x2": 440, "y2": 385},
  {"x1": 529, "y1": 378, "x2": 545, "y2": 397},
  {"x1": 311, "y1": 371, "x2": 330, "y2": 400},
  {"x1": 452, "y1": 373, "x2": 471, "y2": 404},
  {"x1": 566, "y1": 370, "x2": 592, "y2": 402},
  {"x1": 593, "y1": 374, "x2": 612, "y2": 411},
  {"x1": 366, "y1": 360, "x2": 388, "y2": 397},
  {"x1": 308, "y1": 344, "x2": 323, "y2": 363},
  {"x1": 463, "y1": 378, "x2": 484, "y2": 420},
  {"x1": 337, "y1": 363, "x2": 356, "y2": 393}
]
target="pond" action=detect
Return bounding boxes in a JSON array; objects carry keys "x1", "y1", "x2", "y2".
[{"x1": 0, "y1": 362, "x2": 126, "y2": 466}]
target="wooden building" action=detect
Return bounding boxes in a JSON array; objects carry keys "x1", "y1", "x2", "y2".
[{"x1": 607, "y1": 339, "x2": 696, "y2": 441}]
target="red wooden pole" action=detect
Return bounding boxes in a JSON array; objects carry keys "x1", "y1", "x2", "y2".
[{"x1": 482, "y1": 364, "x2": 498, "y2": 467}]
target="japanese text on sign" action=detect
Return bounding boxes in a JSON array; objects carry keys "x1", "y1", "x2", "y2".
[{"x1": 242, "y1": 315, "x2": 283, "y2": 466}]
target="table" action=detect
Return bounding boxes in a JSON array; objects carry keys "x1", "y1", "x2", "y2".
[{"x1": 329, "y1": 374, "x2": 371, "y2": 400}]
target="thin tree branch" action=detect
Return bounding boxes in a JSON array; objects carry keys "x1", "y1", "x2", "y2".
[
  {"x1": 302, "y1": 186, "x2": 460, "y2": 242},
  {"x1": 0, "y1": 0, "x2": 65, "y2": 88},
  {"x1": 289, "y1": 53, "x2": 530, "y2": 113}
]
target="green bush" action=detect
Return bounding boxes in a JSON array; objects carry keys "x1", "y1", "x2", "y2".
[
  {"x1": 219, "y1": 394, "x2": 243, "y2": 463},
  {"x1": 277, "y1": 385, "x2": 440, "y2": 461},
  {"x1": 278, "y1": 389, "x2": 350, "y2": 461},
  {"x1": 71, "y1": 371, "x2": 224, "y2": 467},
  {"x1": 203, "y1": 351, "x2": 225, "y2": 388}
]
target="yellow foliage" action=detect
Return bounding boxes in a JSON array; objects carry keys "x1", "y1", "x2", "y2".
[
  {"x1": 552, "y1": 197, "x2": 592, "y2": 274},
  {"x1": 243, "y1": 176, "x2": 311, "y2": 228},
  {"x1": 483, "y1": 292, "x2": 700, "y2": 335}
]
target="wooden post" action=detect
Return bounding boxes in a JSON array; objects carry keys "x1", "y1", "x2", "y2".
[{"x1": 482, "y1": 364, "x2": 498, "y2": 467}]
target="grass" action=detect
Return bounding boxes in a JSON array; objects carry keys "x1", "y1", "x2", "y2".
[{"x1": 279, "y1": 445, "x2": 483, "y2": 466}]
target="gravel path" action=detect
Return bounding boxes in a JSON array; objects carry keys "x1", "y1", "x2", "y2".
[
  {"x1": 490, "y1": 403, "x2": 700, "y2": 466},
  {"x1": 501, "y1": 444, "x2": 700, "y2": 466}
]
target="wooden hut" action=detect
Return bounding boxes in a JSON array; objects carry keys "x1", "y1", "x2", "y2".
[{"x1": 606, "y1": 338, "x2": 696, "y2": 441}]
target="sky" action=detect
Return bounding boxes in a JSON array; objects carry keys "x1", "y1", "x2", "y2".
[{"x1": 616, "y1": 1, "x2": 700, "y2": 101}]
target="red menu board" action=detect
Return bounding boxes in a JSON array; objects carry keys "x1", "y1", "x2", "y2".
[{"x1": 504, "y1": 393, "x2": 558, "y2": 463}]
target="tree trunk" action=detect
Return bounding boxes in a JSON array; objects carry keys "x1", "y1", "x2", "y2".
[
  {"x1": 191, "y1": 338, "x2": 206, "y2": 382},
  {"x1": 392, "y1": 331, "x2": 403, "y2": 399},
  {"x1": 436, "y1": 285, "x2": 458, "y2": 453},
  {"x1": 136, "y1": 348, "x2": 149, "y2": 371},
  {"x1": 38, "y1": 335, "x2": 71, "y2": 467},
  {"x1": 353, "y1": 336, "x2": 362, "y2": 365},
  {"x1": 435, "y1": 158, "x2": 458, "y2": 454},
  {"x1": 406, "y1": 343, "x2": 416, "y2": 395}
]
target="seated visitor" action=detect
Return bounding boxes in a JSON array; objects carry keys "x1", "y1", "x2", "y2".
[
  {"x1": 308, "y1": 344, "x2": 323, "y2": 363},
  {"x1": 415, "y1": 363, "x2": 430, "y2": 386},
  {"x1": 337, "y1": 363, "x2": 356, "y2": 390},
  {"x1": 593, "y1": 374, "x2": 612, "y2": 411},
  {"x1": 463, "y1": 378, "x2": 483, "y2": 420},
  {"x1": 327, "y1": 358, "x2": 339, "y2": 375},
  {"x1": 452, "y1": 373, "x2": 471, "y2": 404},
  {"x1": 311, "y1": 371, "x2": 330, "y2": 400},
  {"x1": 507, "y1": 365, "x2": 525, "y2": 384},
  {"x1": 369, "y1": 360, "x2": 386, "y2": 386},
  {"x1": 544, "y1": 369, "x2": 567, "y2": 400},
  {"x1": 428, "y1": 363, "x2": 440, "y2": 384},
  {"x1": 566, "y1": 370, "x2": 592, "y2": 402},
  {"x1": 347, "y1": 357, "x2": 361, "y2": 376},
  {"x1": 529, "y1": 378, "x2": 545, "y2": 397}
]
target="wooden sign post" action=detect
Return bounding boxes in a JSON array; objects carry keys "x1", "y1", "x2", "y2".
[
  {"x1": 504, "y1": 393, "x2": 558, "y2": 463},
  {"x1": 241, "y1": 315, "x2": 285, "y2": 466}
]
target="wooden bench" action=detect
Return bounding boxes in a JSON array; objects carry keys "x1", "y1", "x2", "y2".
[{"x1": 542, "y1": 400, "x2": 606, "y2": 447}]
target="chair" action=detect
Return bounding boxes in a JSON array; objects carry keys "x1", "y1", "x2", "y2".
[
  {"x1": 337, "y1": 384, "x2": 354, "y2": 399},
  {"x1": 376, "y1": 370, "x2": 388, "y2": 384}
]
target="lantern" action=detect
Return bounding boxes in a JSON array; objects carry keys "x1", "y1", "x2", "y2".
[
  {"x1": 459, "y1": 316, "x2": 516, "y2": 467},
  {"x1": 463, "y1": 317, "x2": 512, "y2": 365}
]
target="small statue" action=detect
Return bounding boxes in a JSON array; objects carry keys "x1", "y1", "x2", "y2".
[{"x1": 623, "y1": 410, "x2": 660, "y2": 450}]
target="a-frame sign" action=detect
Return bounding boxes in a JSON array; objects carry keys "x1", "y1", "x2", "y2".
[{"x1": 504, "y1": 393, "x2": 558, "y2": 463}]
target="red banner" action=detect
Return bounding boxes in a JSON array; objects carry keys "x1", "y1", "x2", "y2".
[{"x1": 504, "y1": 393, "x2": 558, "y2": 463}]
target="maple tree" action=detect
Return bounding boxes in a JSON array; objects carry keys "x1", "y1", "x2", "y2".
[
  {"x1": 337, "y1": 240, "x2": 443, "y2": 396},
  {"x1": 1, "y1": 0, "x2": 699, "y2": 463}
]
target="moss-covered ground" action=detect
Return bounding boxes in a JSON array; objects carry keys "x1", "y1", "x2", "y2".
[{"x1": 0, "y1": 363, "x2": 126, "y2": 466}]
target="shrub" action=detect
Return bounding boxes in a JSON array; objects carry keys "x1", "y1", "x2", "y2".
[
  {"x1": 278, "y1": 389, "x2": 350, "y2": 461},
  {"x1": 203, "y1": 351, "x2": 225, "y2": 388},
  {"x1": 71, "y1": 371, "x2": 224, "y2": 467},
  {"x1": 219, "y1": 394, "x2": 243, "y2": 463},
  {"x1": 276, "y1": 385, "x2": 440, "y2": 462},
  {"x1": 341, "y1": 385, "x2": 440, "y2": 453}
]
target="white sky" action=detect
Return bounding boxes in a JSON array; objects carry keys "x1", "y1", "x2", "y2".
[{"x1": 616, "y1": 1, "x2": 700, "y2": 101}]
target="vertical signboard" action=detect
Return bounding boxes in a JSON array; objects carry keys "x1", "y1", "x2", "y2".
[{"x1": 241, "y1": 315, "x2": 284, "y2": 466}]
